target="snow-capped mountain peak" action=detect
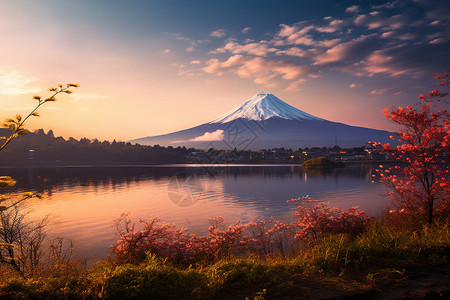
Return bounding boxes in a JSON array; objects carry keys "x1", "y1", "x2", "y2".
[{"x1": 210, "y1": 93, "x2": 323, "y2": 123}]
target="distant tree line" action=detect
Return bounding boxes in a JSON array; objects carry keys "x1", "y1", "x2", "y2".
[{"x1": 0, "y1": 128, "x2": 190, "y2": 165}]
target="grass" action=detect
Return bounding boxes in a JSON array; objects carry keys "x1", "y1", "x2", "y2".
[{"x1": 1, "y1": 222, "x2": 449, "y2": 299}]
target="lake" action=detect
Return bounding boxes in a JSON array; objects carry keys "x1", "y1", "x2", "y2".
[{"x1": 1, "y1": 164, "x2": 389, "y2": 260}]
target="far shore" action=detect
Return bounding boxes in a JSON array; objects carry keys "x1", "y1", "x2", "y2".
[{"x1": 0, "y1": 160, "x2": 398, "y2": 168}]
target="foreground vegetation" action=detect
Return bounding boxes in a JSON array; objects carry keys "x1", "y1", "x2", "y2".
[{"x1": 0, "y1": 217, "x2": 449, "y2": 299}]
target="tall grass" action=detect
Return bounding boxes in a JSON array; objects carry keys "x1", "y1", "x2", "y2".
[{"x1": 1, "y1": 220, "x2": 448, "y2": 299}]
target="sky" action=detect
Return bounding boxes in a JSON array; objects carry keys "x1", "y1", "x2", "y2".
[{"x1": 0, "y1": 0, "x2": 449, "y2": 141}]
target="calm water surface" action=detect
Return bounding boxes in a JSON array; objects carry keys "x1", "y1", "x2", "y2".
[{"x1": 1, "y1": 164, "x2": 389, "y2": 259}]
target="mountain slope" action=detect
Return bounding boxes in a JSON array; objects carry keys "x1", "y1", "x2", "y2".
[
  {"x1": 131, "y1": 94, "x2": 392, "y2": 150},
  {"x1": 211, "y1": 93, "x2": 323, "y2": 123}
]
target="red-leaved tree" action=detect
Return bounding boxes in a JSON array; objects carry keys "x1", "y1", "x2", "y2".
[
  {"x1": 375, "y1": 71, "x2": 450, "y2": 225},
  {"x1": 419, "y1": 69, "x2": 450, "y2": 104}
]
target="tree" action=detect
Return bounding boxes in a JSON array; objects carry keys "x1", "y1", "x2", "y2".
[
  {"x1": 419, "y1": 69, "x2": 450, "y2": 104},
  {"x1": 0, "y1": 83, "x2": 79, "y2": 152},
  {"x1": 374, "y1": 74, "x2": 450, "y2": 225},
  {"x1": 1, "y1": 83, "x2": 78, "y2": 275},
  {"x1": 1, "y1": 84, "x2": 79, "y2": 211}
]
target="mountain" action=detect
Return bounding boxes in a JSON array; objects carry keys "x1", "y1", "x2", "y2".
[{"x1": 130, "y1": 93, "x2": 393, "y2": 150}]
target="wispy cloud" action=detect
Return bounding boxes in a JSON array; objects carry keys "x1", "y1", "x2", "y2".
[
  {"x1": 169, "y1": 33, "x2": 210, "y2": 52},
  {"x1": 370, "y1": 88, "x2": 394, "y2": 95},
  {"x1": 0, "y1": 71, "x2": 40, "y2": 95},
  {"x1": 71, "y1": 92, "x2": 109, "y2": 101}
]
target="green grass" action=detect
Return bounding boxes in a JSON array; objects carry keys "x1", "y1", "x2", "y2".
[{"x1": 0, "y1": 223, "x2": 449, "y2": 299}]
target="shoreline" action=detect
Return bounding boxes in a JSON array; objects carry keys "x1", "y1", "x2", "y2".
[{"x1": 0, "y1": 160, "x2": 397, "y2": 168}]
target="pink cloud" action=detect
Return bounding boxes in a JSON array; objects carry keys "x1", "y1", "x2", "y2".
[
  {"x1": 203, "y1": 55, "x2": 309, "y2": 86},
  {"x1": 370, "y1": 88, "x2": 394, "y2": 95},
  {"x1": 346, "y1": 5, "x2": 360, "y2": 13},
  {"x1": 284, "y1": 78, "x2": 307, "y2": 91},
  {"x1": 211, "y1": 41, "x2": 277, "y2": 56},
  {"x1": 277, "y1": 24, "x2": 316, "y2": 45},
  {"x1": 354, "y1": 14, "x2": 368, "y2": 25},
  {"x1": 316, "y1": 19, "x2": 346, "y2": 33},
  {"x1": 210, "y1": 29, "x2": 226, "y2": 38},
  {"x1": 313, "y1": 41, "x2": 352, "y2": 65},
  {"x1": 276, "y1": 47, "x2": 308, "y2": 57},
  {"x1": 362, "y1": 50, "x2": 409, "y2": 77},
  {"x1": 355, "y1": 13, "x2": 406, "y2": 31},
  {"x1": 317, "y1": 38, "x2": 341, "y2": 47},
  {"x1": 429, "y1": 38, "x2": 446, "y2": 44}
]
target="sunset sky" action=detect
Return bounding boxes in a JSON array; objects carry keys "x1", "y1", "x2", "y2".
[{"x1": 0, "y1": 0, "x2": 449, "y2": 141}]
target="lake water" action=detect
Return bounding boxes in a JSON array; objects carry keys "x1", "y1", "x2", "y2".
[{"x1": 1, "y1": 164, "x2": 389, "y2": 260}]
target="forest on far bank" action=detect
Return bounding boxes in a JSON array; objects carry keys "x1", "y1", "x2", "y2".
[{"x1": 0, "y1": 128, "x2": 190, "y2": 165}]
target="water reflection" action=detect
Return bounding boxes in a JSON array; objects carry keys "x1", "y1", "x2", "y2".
[{"x1": 0, "y1": 165, "x2": 387, "y2": 258}]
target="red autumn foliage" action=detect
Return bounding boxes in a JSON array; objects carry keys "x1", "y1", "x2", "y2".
[
  {"x1": 419, "y1": 69, "x2": 450, "y2": 103},
  {"x1": 110, "y1": 199, "x2": 372, "y2": 265},
  {"x1": 289, "y1": 197, "x2": 372, "y2": 241},
  {"x1": 374, "y1": 79, "x2": 450, "y2": 225}
]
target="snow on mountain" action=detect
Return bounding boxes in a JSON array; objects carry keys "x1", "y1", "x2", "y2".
[
  {"x1": 211, "y1": 93, "x2": 323, "y2": 123},
  {"x1": 130, "y1": 93, "x2": 393, "y2": 149}
]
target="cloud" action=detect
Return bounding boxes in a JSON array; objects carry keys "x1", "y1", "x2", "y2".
[
  {"x1": 169, "y1": 32, "x2": 210, "y2": 52},
  {"x1": 210, "y1": 29, "x2": 226, "y2": 38},
  {"x1": 429, "y1": 37, "x2": 446, "y2": 44},
  {"x1": 211, "y1": 41, "x2": 277, "y2": 56},
  {"x1": 163, "y1": 49, "x2": 171, "y2": 54},
  {"x1": 203, "y1": 55, "x2": 310, "y2": 85},
  {"x1": 190, "y1": 130, "x2": 224, "y2": 141},
  {"x1": 354, "y1": 12, "x2": 406, "y2": 31},
  {"x1": 381, "y1": 31, "x2": 416, "y2": 40},
  {"x1": 179, "y1": 0, "x2": 450, "y2": 87},
  {"x1": 316, "y1": 19, "x2": 346, "y2": 33},
  {"x1": 190, "y1": 60, "x2": 201, "y2": 64},
  {"x1": 370, "y1": 88, "x2": 394, "y2": 95},
  {"x1": 314, "y1": 35, "x2": 377, "y2": 65},
  {"x1": 242, "y1": 27, "x2": 251, "y2": 33},
  {"x1": 285, "y1": 78, "x2": 307, "y2": 91},
  {"x1": 276, "y1": 24, "x2": 315, "y2": 45},
  {"x1": 71, "y1": 92, "x2": 109, "y2": 101},
  {"x1": 371, "y1": 1, "x2": 399, "y2": 10},
  {"x1": 0, "y1": 71, "x2": 41, "y2": 95},
  {"x1": 276, "y1": 47, "x2": 308, "y2": 57},
  {"x1": 350, "y1": 83, "x2": 356, "y2": 88},
  {"x1": 359, "y1": 40, "x2": 450, "y2": 78},
  {"x1": 275, "y1": 21, "x2": 345, "y2": 47},
  {"x1": 346, "y1": 5, "x2": 360, "y2": 13}
]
